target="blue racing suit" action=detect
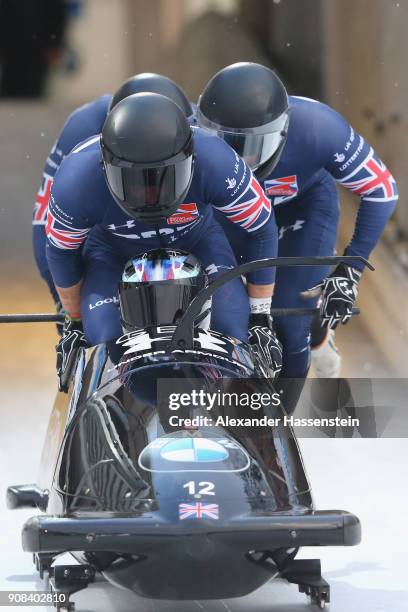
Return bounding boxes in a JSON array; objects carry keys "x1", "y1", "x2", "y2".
[
  {"x1": 46, "y1": 128, "x2": 278, "y2": 345},
  {"x1": 219, "y1": 96, "x2": 398, "y2": 377},
  {"x1": 32, "y1": 94, "x2": 112, "y2": 301},
  {"x1": 34, "y1": 94, "x2": 398, "y2": 375}
]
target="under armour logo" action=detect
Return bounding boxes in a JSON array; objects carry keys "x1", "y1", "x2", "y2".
[
  {"x1": 107, "y1": 219, "x2": 135, "y2": 230},
  {"x1": 279, "y1": 219, "x2": 305, "y2": 240},
  {"x1": 205, "y1": 263, "x2": 233, "y2": 275}
]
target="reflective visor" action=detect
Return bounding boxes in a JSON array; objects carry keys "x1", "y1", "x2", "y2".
[
  {"x1": 119, "y1": 280, "x2": 204, "y2": 329},
  {"x1": 102, "y1": 133, "x2": 194, "y2": 221},
  {"x1": 197, "y1": 110, "x2": 289, "y2": 171},
  {"x1": 123, "y1": 252, "x2": 202, "y2": 283},
  {"x1": 104, "y1": 155, "x2": 193, "y2": 211}
]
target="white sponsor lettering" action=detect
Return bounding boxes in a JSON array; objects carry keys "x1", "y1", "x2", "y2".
[
  {"x1": 89, "y1": 296, "x2": 119, "y2": 310},
  {"x1": 106, "y1": 222, "x2": 200, "y2": 240},
  {"x1": 229, "y1": 165, "x2": 247, "y2": 199},
  {"x1": 339, "y1": 136, "x2": 364, "y2": 171}
]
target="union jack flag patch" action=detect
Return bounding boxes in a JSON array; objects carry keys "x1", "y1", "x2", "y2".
[
  {"x1": 46, "y1": 209, "x2": 90, "y2": 250},
  {"x1": 179, "y1": 502, "x2": 219, "y2": 520},
  {"x1": 338, "y1": 153, "x2": 398, "y2": 202},
  {"x1": 215, "y1": 176, "x2": 271, "y2": 232},
  {"x1": 33, "y1": 174, "x2": 53, "y2": 224}
]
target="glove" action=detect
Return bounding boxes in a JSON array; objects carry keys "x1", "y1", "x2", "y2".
[
  {"x1": 248, "y1": 313, "x2": 283, "y2": 378},
  {"x1": 56, "y1": 315, "x2": 88, "y2": 392},
  {"x1": 55, "y1": 300, "x2": 66, "y2": 337},
  {"x1": 308, "y1": 264, "x2": 361, "y2": 330}
]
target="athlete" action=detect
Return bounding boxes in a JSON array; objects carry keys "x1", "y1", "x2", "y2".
[
  {"x1": 33, "y1": 71, "x2": 339, "y2": 382},
  {"x1": 33, "y1": 72, "x2": 195, "y2": 304},
  {"x1": 47, "y1": 93, "x2": 282, "y2": 391},
  {"x1": 197, "y1": 62, "x2": 398, "y2": 381}
]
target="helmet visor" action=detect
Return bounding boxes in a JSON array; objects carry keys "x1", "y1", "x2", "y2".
[
  {"x1": 104, "y1": 155, "x2": 193, "y2": 214},
  {"x1": 119, "y1": 280, "x2": 204, "y2": 329},
  {"x1": 102, "y1": 132, "x2": 194, "y2": 221},
  {"x1": 197, "y1": 110, "x2": 289, "y2": 171},
  {"x1": 119, "y1": 249, "x2": 208, "y2": 329}
]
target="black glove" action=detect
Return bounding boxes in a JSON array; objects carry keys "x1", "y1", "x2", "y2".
[
  {"x1": 308, "y1": 264, "x2": 361, "y2": 330},
  {"x1": 55, "y1": 300, "x2": 66, "y2": 337},
  {"x1": 56, "y1": 315, "x2": 88, "y2": 392},
  {"x1": 248, "y1": 313, "x2": 283, "y2": 378}
]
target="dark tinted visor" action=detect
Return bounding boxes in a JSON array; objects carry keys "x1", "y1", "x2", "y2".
[
  {"x1": 105, "y1": 155, "x2": 193, "y2": 210},
  {"x1": 119, "y1": 279, "x2": 204, "y2": 329}
]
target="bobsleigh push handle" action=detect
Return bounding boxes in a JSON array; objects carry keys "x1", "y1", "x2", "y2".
[
  {"x1": 0, "y1": 313, "x2": 64, "y2": 323},
  {"x1": 169, "y1": 255, "x2": 373, "y2": 351}
]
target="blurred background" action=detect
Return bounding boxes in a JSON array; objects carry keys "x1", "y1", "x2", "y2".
[
  {"x1": 0, "y1": 0, "x2": 407, "y2": 392},
  {"x1": 0, "y1": 3, "x2": 407, "y2": 610}
]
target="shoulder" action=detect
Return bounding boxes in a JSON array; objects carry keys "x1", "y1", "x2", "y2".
[
  {"x1": 287, "y1": 96, "x2": 354, "y2": 163},
  {"x1": 289, "y1": 95, "x2": 350, "y2": 132},
  {"x1": 57, "y1": 94, "x2": 112, "y2": 155},
  {"x1": 51, "y1": 137, "x2": 107, "y2": 221},
  {"x1": 67, "y1": 94, "x2": 112, "y2": 128},
  {"x1": 192, "y1": 127, "x2": 250, "y2": 202},
  {"x1": 53, "y1": 136, "x2": 103, "y2": 195}
]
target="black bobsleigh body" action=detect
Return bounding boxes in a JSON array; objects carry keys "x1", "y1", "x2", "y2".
[{"x1": 7, "y1": 256, "x2": 365, "y2": 610}]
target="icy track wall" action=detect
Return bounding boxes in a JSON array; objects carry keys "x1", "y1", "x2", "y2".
[{"x1": 323, "y1": 0, "x2": 408, "y2": 374}]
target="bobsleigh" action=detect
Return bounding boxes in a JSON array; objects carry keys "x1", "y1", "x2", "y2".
[{"x1": 6, "y1": 255, "x2": 367, "y2": 611}]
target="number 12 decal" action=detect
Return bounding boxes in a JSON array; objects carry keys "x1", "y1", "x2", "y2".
[{"x1": 183, "y1": 481, "x2": 215, "y2": 496}]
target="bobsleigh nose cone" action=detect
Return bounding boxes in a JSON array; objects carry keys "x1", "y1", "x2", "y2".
[{"x1": 183, "y1": 534, "x2": 216, "y2": 561}]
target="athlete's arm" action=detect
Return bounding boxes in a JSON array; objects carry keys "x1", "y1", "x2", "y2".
[
  {"x1": 45, "y1": 184, "x2": 90, "y2": 301},
  {"x1": 203, "y1": 133, "x2": 278, "y2": 299},
  {"x1": 33, "y1": 139, "x2": 66, "y2": 302},
  {"x1": 319, "y1": 102, "x2": 398, "y2": 269},
  {"x1": 45, "y1": 148, "x2": 99, "y2": 316},
  {"x1": 247, "y1": 282, "x2": 274, "y2": 298},
  {"x1": 55, "y1": 280, "x2": 82, "y2": 318},
  {"x1": 32, "y1": 95, "x2": 112, "y2": 299}
]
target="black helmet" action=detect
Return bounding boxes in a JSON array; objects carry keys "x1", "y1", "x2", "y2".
[
  {"x1": 197, "y1": 62, "x2": 289, "y2": 179},
  {"x1": 118, "y1": 249, "x2": 209, "y2": 331},
  {"x1": 110, "y1": 72, "x2": 193, "y2": 117},
  {"x1": 101, "y1": 93, "x2": 194, "y2": 223}
]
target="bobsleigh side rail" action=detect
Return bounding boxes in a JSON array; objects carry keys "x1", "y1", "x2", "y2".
[{"x1": 22, "y1": 510, "x2": 361, "y2": 554}]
